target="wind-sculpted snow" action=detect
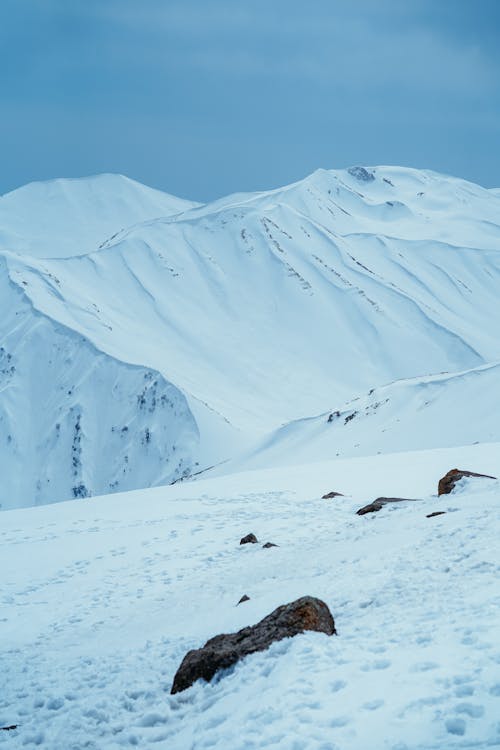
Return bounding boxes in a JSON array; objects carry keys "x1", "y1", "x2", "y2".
[
  {"x1": 235, "y1": 362, "x2": 500, "y2": 472},
  {"x1": 0, "y1": 258, "x2": 198, "y2": 509},
  {"x1": 1, "y1": 165, "x2": 500, "y2": 507}
]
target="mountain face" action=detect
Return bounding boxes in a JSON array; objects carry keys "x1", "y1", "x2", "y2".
[
  {"x1": 0, "y1": 173, "x2": 198, "y2": 258},
  {"x1": 0, "y1": 256, "x2": 198, "y2": 510},
  {"x1": 1, "y1": 165, "x2": 499, "y2": 508}
]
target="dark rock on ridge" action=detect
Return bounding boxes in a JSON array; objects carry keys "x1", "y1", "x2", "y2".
[{"x1": 348, "y1": 166, "x2": 375, "y2": 182}]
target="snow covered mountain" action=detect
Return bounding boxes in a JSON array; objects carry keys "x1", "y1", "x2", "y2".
[
  {"x1": 0, "y1": 255, "x2": 198, "y2": 510},
  {"x1": 0, "y1": 174, "x2": 198, "y2": 258},
  {"x1": 1, "y1": 165, "x2": 500, "y2": 508}
]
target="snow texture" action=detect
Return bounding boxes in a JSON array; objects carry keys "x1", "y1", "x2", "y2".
[{"x1": 1, "y1": 445, "x2": 500, "y2": 749}]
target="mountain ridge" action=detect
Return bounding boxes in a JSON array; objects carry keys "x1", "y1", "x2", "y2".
[{"x1": 1, "y1": 165, "x2": 499, "y2": 508}]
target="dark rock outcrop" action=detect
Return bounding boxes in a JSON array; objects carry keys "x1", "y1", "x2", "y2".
[
  {"x1": 357, "y1": 497, "x2": 421, "y2": 515},
  {"x1": 437, "y1": 468, "x2": 496, "y2": 496},
  {"x1": 170, "y1": 596, "x2": 336, "y2": 694},
  {"x1": 322, "y1": 491, "x2": 344, "y2": 499},
  {"x1": 348, "y1": 166, "x2": 375, "y2": 182},
  {"x1": 427, "y1": 511, "x2": 446, "y2": 518},
  {"x1": 240, "y1": 533, "x2": 258, "y2": 545},
  {"x1": 237, "y1": 595, "x2": 250, "y2": 605},
  {"x1": 262, "y1": 542, "x2": 279, "y2": 549}
]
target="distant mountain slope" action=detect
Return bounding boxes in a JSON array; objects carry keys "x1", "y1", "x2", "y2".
[
  {"x1": 0, "y1": 257, "x2": 199, "y2": 510},
  {"x1": 8, "y1": 166, "x2": 500, "y2": 431},
  {"x1": 0, "y1": 174, "x2": 199, "y2": 258},
  {"x1": 1, "y1": 165, "x2": 500, "y2": 508},
  {"x1": 227, "y1": 362, "x2": 500, "y2": 472}
]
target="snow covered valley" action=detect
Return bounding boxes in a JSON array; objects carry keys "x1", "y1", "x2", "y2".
[{"x1": 1, "y1": 166, "x2": 500, "y2": 748}]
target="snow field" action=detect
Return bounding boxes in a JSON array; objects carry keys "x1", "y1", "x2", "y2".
[{"x1": 1, "y1": 445, "x2": 500, "y2": 749}]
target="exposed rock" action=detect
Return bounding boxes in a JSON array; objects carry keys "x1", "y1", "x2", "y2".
[
  {"x1": 357, "y1": 497, "x2": 421, "y2": 515},
  {"x1": 262, "y1": 542, "x2": 279, "y2": 548},
  {"x1": 170, "y1": 596, "x2": 336, "y2": 694},
  {"x1": 348, "y1": 166, "x2": 375, "y2": 182},
  {"x1": 427, "y1": 511, "x2": 446, "y2": 518},
  {"x1": 437, "y1": 468, "x2": 496, "y2": 496},
  {"x1": 1, "y1": 726, "x2": 18, "y2": 731},
  {"x1": 240, "y1": 533, "x2": 258, "y2": 545},
  {"x1": 322, "y1": 491, "x2": 344, "y2": 499},
  {"x1": 237, "y1": 595, "x2": 250, "y2": 605}
]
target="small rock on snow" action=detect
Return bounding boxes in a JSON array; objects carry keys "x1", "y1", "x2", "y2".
[
  {"x1": 356, "y1": 497, "x2": 421, "y2": 515},
  {"x1": 240, "y1": 533, "x2": 258, "y2": 545}
]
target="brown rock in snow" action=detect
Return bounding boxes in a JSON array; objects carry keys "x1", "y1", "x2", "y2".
[
  {"x1": 170, "y1": 596, "x2": 336, "y2": 694},
  {"x1": 240, "y1": 533, "x2": 258, "y2": 545},
  {"x1": 437, "y1": 468, "x2": 496, "y2": 496},
  {"x1": 356, "y1": 497, "x2": 421, "y2": 515}
]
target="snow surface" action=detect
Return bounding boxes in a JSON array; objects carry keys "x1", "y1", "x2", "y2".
[
  {"x1": 229, "y1": 362, "x2": 500, "y2": 473},
  {"x1": 1, "y1": 166, "x2": 500, "y2": 507},
  {"x1": 1, "y1": 445, "x2": 500, "y2": 749},
  {"x1": 0, "y1": 174, "x2": 198, "y2": 258}
]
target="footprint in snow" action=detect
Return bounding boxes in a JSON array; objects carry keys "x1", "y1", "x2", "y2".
[
  {"x1": 360, "y1": 658, "x2": 391, "y2": 671},
  {"x1": 362, "y1": 699, "x2": 384, "y2": 711},
  {"x1": 445, "y1": 717, "x2": 466, "y2": 736},
  {"x1": 454, "y1": 702, "x2": 484, "y2": 718}
]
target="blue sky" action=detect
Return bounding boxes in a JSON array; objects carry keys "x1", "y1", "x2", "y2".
[{"x1": 1, "y1": 0, "x2": 499, "y2": 200}]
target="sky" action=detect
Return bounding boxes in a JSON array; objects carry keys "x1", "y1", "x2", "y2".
[{"x1": 1, "y1": 0, "x2": 499, "y2": 201}]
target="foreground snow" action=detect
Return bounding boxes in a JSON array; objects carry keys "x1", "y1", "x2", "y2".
[{"x1": 2, "y1": 445, "x2": 500, "y2": 749}]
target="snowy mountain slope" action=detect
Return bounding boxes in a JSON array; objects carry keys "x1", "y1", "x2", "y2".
[
  {"x1": 0, "y1": 257, "x2": 200, "y2": 510},
  {"x1": 1, "y1": 444, "x2": 500, "y2": 749},
  {"x1": 1, "y1": 165, "x2": 500, "y2": 508},
  {"x1": 5, "y1": 167, "x2": 500, "y2": 436},
  {"x1": 227, "y1": 362, "x2": 500, "y2": 472},
  {"x1": 0, "y1": 174, "x2": 199, "y2": 258}
]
